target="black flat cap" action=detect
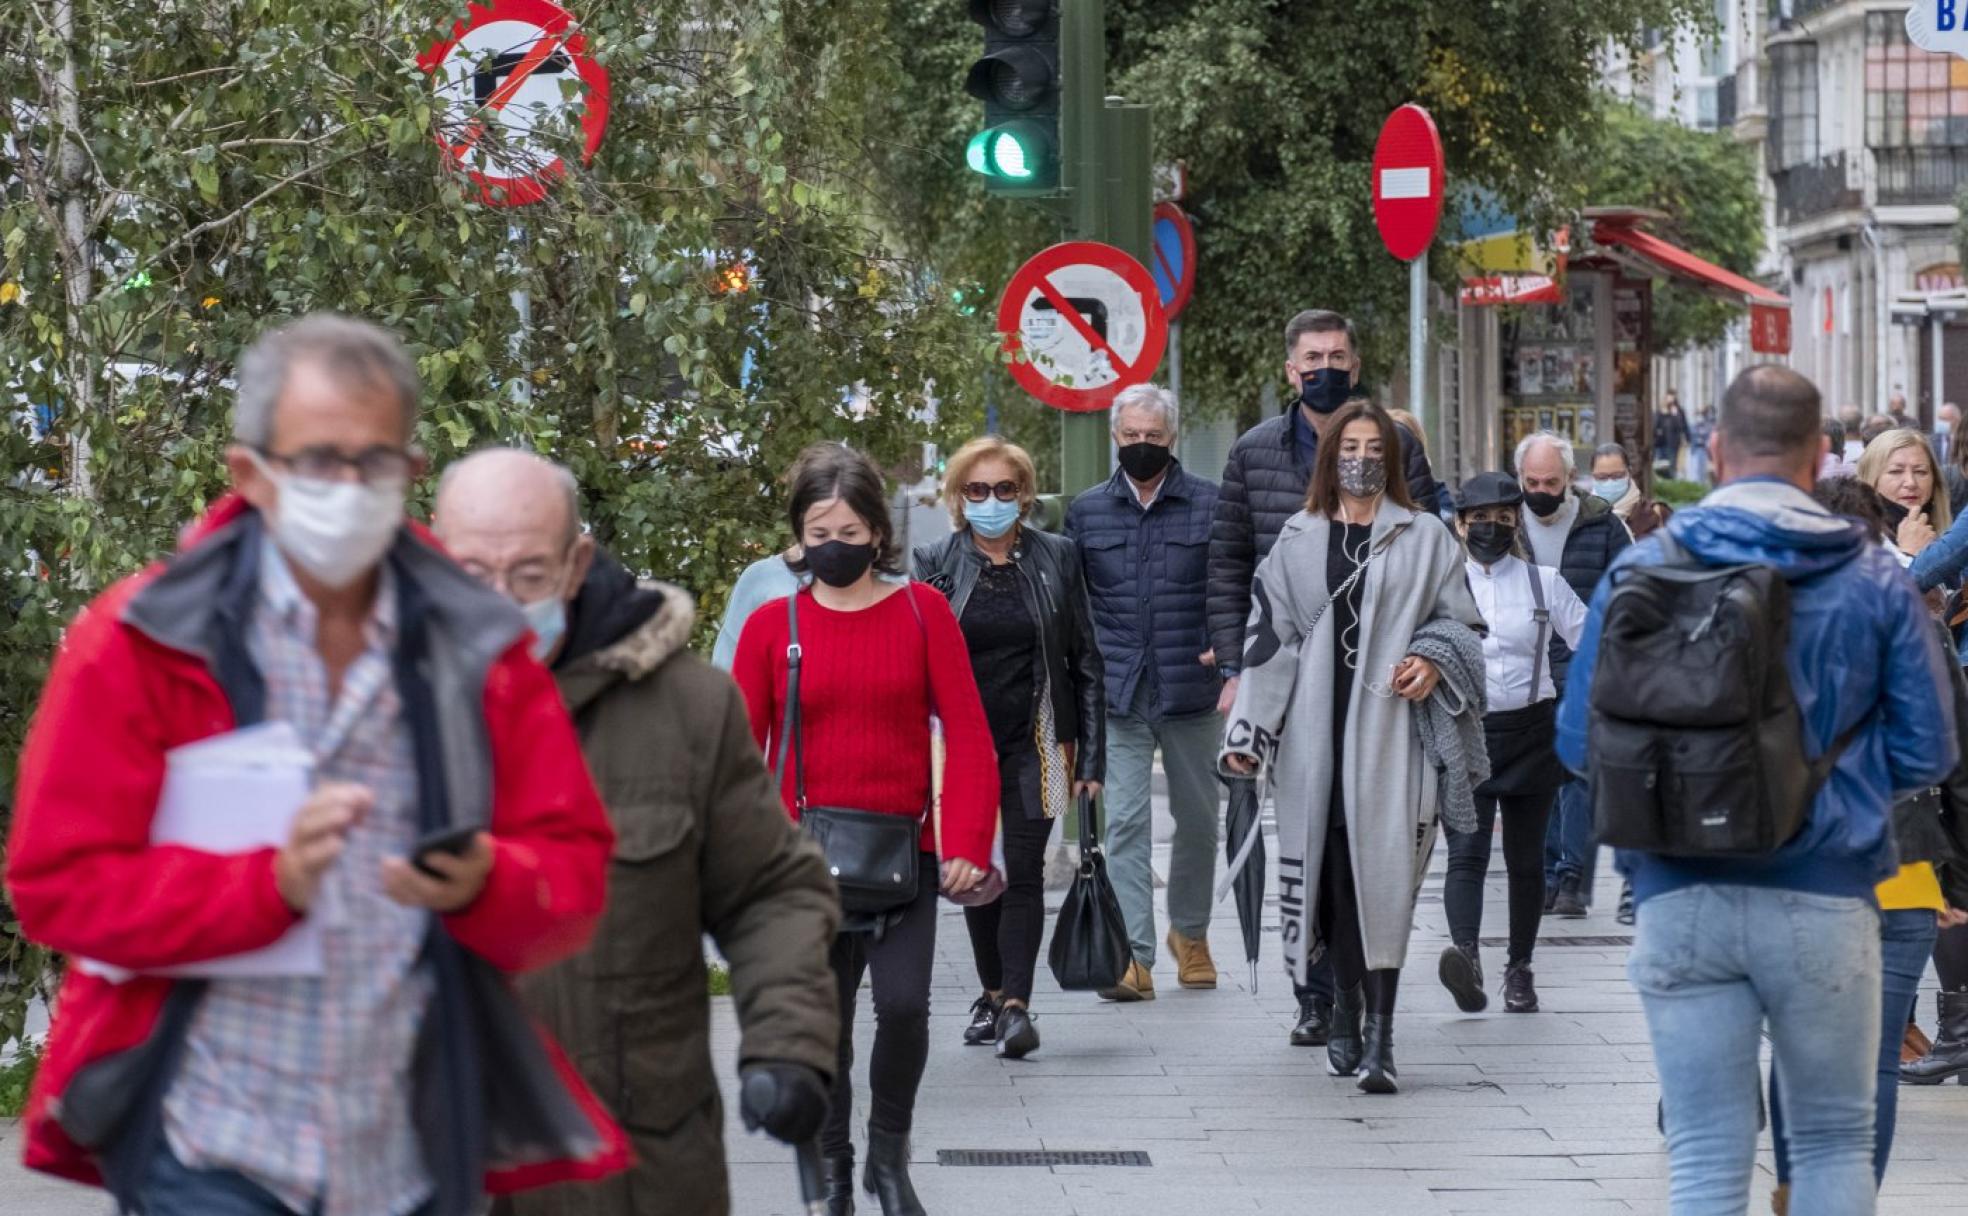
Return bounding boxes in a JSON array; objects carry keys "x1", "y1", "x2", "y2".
[{"x1": 1457, "y1": 471, "x2": 1523, "y2": 512}]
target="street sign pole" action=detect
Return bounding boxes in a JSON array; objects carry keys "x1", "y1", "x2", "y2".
[
  {"x1": 1059, "y1": 0, "x2": 1108, "y2": 500},
  {"x1": 1409, "y1": 255, "x2": 1427, "y2": 431}
]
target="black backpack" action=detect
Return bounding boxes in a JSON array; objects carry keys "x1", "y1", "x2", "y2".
[{"x1": 1586, "y1": 531, "x2": 1861, "y2": 857}]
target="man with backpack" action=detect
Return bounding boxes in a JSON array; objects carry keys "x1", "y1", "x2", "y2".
[{"x1": 1556, "y1": 364, "x2": 1958, "y2": 1215}]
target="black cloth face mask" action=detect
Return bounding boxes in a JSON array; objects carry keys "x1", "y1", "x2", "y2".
[
  {"x1": 805, "y1": 539, "x2": 876, "y2": 588},
  {"x1": 1117, "y1": 442, "x2": 1173, "y2": 483},
  {"x1": 1465, "y1": 521, "x2": 1516, "y2": 564},
  {"x1": 1297, "y1": 367, "x2": 1354, "y2": 415},
  {"x1": 1522, "y1": 490, "x2": 1566, "y2": 519}
]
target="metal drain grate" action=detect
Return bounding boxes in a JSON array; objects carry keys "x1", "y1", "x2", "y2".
[
  {"x1": 937, "y1": 1149, "x2": 1152, "y2": 1168},
  {"x1": 1478, "y1": 934, "x2": 1633, "y2": 948}
]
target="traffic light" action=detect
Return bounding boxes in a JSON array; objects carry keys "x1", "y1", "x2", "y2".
[{"x1": 964, "y1": 0, "x2": 1060, "y2": 193}]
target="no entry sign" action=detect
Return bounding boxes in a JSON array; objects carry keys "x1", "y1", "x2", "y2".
[
  {"x1": 1371, "y1": 104, "x2": 1445, "y2": 262},
  {"x1": 997, "y1": 241, "x2": 1168, "y2": 412},
  {"x1": 419, "y1": 0, "x2": 611, "y2": 207},
  {"x1": 1151, "y1": 202, "x2": 1196, "y2": 321}
]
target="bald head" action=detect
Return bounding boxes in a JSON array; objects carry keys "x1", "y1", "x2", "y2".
[
  {"x1": 433, "y1": 449, "x2": 593, "y2": 630},
  {"x1": 1716, "y1": 364, "x2": 1825, "y2": 490}
]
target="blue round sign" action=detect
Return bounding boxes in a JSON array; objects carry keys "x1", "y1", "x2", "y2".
[{"x1": 1150, "y1": 202, "x2": 1195, "y2": 320}]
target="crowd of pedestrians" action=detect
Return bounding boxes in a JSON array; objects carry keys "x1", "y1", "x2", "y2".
[{"x1": 9, "y1": 307, "x2": 1968, "y2": 1216}]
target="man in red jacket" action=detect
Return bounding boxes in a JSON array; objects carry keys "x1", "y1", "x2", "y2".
[{"x1": 7, "y1": 314, "x2": 626, "y2": 1216}]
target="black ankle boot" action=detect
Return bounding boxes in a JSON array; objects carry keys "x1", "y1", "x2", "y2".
[
  {"x1": 823, "y1": 1154, "x2": 856, "y2": 1216},
  {"x1": 862, "y1": 1129, "x2": 925, "y2": 1216},
  {"x1": 1357, "y1": 1012, "x2": 1398, "y2": 1093},
  {"x1": 1903, "y1": 991, "x2": 1968, "y2": 1085},
  {"x1": 1326, "y1": 984, "x2": 1364, "y2": 1077}
]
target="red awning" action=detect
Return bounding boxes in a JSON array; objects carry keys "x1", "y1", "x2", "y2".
[{"x1": 1589, "y1": 221, "x2": 1786, "y2": 307}]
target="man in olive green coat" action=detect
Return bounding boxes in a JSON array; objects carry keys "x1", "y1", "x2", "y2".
[{"x1": 436, "y1": 449, "x2": 840, "y2": 1216}]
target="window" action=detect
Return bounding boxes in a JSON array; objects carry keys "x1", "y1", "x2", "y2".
[
  {"x1": 1769, "y1": 41, "x2": 1819, "y2": 169},
  {"x1": 1866, "y1": 11, "x2": 1968, "y2": 149}
]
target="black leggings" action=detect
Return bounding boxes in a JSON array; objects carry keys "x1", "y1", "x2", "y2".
[
  {"x1": 1318, "y1": 807, "x2": 1400, "y2": 1017},
  {"x1": 822, "y1": 855, "x2": 939, "y2": 1156},
  {"x1": 964, "y1": 762, "x2": 1053, "y2": 1003},
  {"x1": 1936, "y1": 922, "x2": 1968, "y2": 993},
  {"x1": 1444, "y1": 792, "x2": 1555, "y2": 965}
]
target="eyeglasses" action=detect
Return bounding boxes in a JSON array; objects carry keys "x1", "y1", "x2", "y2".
[
  {"x1": 258, "y1": 445, "x2": 415, "y2": 486},
  {"x1": 961, "y1": 480, "x2": 1021, "y2": 503}
]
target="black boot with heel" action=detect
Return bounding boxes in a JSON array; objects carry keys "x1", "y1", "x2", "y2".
[
  {"x1": 1903, "y1": 991, "x2": 1968, "y2": 1085},
  {"x1": 1326, "y1": 984, "x2": 1364, "y2": 1077},
  {"x1": 823, "y1": 1154, "x2": 856, "y2": 1216},
  {"x1": 1357, "y1": 1012, "x2": 1398, "y2": 1094},
  {"x1": 862, "y1": 1128, "x2": 926, "y2": 1216}
]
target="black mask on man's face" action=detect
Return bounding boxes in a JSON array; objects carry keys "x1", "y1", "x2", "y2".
[
  {"x1": 1117, "y1": 441, "x2": 1173, "y2": 483},
  {"x1": 1297, "y1": 367, "x2": 1353, "y2": 415},
  {"x1": 1522, "y1": 490, "x2": 1566, "y2": 519}
]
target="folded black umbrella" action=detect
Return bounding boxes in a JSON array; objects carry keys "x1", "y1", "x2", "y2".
[{"x1": 1218, "y1": 775, "x2": 1267, "y2": 991}]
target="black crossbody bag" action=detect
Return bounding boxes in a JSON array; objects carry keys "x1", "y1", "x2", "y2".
[{"x1": 774, "y1": 586, "x2": 932, "y2": 917}]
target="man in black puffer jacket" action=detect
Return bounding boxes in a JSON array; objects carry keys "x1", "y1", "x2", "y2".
[{"x1": 1206, "y1": 309, "x2": 1443, "y2": 1048}]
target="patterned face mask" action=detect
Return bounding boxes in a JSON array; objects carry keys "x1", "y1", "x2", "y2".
[{"x1": 1337, "y1": 455, "x2": 1387, "y2": 498}]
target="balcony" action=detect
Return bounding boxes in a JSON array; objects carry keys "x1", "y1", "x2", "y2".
[
  {"x1": 1773, "y1": 151, "x2": 1861, "y2": 225},
  {"x1": 1874, "y1": 147, "x2": 1968, "y2": 206},
  {"x1": 1772, "y1": 0, "x2": 1843, "y2": 25}
]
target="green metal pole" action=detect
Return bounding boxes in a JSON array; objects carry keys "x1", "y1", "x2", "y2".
[{"x1": 1058, "y1": 0, "x2": 1109, "y2": 500}]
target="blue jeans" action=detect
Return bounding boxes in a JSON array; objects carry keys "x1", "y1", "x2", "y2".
[
  {"x1": 1630, "y1": 884, "x2": 1881, "y2": 1216},
  {"x1": 1544, "y1": 777, "x2": 1596, "y2": 901},
  {"x1": 1770, "y1": 906, "x2": 1938, "y2": 1187},
  {"x1": 144, "y1": 1140, "x2": 436, "y2": 1216}
]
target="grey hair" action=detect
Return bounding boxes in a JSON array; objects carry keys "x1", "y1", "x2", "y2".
[
  {"x1": 234, "y1": 313, "x2": 420, "y2": 449},
  {"x1": 1592, "y1": 442, "x2": 1631, "y2": 469},
  {"x1": 436, "y1": 447, "x2": 584, "y2": 547},
  {"x1": 1515, "y1": 430, "x2": 1576, "y2": 476},
  {"x1": 1283, "y1": 309, "x2": 1358, "y2": 360},
  {"x1": 1111, "y1": 383, "x2": 1179, "y2": 437}
]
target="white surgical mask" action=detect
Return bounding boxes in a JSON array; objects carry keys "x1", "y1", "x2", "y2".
[
  {"x1": 520, "y1": 593, "x2": 567, "y2": 661},
  {"x1": 1592, "y1": 477, "x2": 1631, "y2": 504},
  {"x1": 251, "y1": 452, "x2": 404, "y2": 589}
]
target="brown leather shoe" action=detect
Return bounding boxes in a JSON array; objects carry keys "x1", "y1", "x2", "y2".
[
  {"x1": 1098, "y1": 960, "x2": 1156, "y2": 1002},
  {"x1": 1167, "y1": 929, "x2": 1218, "y2": 989},
  {"x1": 1904, "y1": 1021, "x2": 1934, "y2": 1064}
]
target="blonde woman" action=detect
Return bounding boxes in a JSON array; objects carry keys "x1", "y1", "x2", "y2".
[
  {"x1": 914, "y1": 437, "x2": 1105, "y2": 1061},
  {"x1": 1858, "y1": 428, "x2": 1950, "y2": 564}
]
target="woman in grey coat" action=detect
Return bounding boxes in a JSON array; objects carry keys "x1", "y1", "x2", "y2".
[{"x1": 1223, "y1": 401, "x2": 1486, "y2": 1094}]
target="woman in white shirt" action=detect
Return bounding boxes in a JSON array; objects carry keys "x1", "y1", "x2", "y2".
[{"x1": 1438, "y1": 472, "x2": 1588, "y2": 1016}]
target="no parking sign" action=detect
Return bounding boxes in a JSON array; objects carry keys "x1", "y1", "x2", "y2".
[
  {"x1": 996, "y1": 241, "x2": 1168, "y2": 412},
  {"x1": 419, "y1": 0, "x2": 611, "y2": 206}
]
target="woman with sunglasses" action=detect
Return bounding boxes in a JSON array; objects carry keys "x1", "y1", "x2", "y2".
[
  {"x1": 914, "y1": 437, "x2": 1105, "y2": 1061},
  {"x1": 1221, "y1": 401, "x2": 1485, "y2": 1094},
  {"x1": 733, "y1": 444, "x2": 999, "y2": 1215}
]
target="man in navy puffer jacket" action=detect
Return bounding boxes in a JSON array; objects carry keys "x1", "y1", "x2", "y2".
[
  {"x1": 1558, "y1": 365, "x2": 1957, "y2": 1214},
  {"x1": 1068, "y1": 384, "x2": 1222, "y2": 999}
]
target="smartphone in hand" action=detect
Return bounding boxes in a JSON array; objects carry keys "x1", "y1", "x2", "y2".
[{"x1": 411, "y1": 825, "x2": 479, "y2": 879}]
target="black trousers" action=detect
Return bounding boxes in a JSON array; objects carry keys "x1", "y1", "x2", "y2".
[
  {"x1": 822, "y1": 855, "x2": 940, "y2": 1156},
  {"x1": 1444, "y1": 791, "x2": 1556, "y2": 966},
  {"x1": 964, "y1": 755, "x2": 1053, "y2": 1003},
  {"x1": 1317, "y1": 806, "x2": 1399, "y2": 1017},
  {"x1": 1936, "y1": 922, "x2": 1968, "y2": 993}
]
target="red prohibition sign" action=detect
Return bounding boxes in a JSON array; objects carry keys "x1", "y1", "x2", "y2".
[
  {"x1": 418, "y1": 0, "x2": 611, "y2": 207},
  {"x1": 996, "y1": 241, "x2": 1169, "y2": 412}
]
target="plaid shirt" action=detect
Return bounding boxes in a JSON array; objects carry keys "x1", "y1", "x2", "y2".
[{"x1": 163, "y1": 540, "x2": 434, "y2": 1216}]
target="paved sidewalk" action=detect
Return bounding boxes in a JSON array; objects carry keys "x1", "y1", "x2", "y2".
[{"x1": 8, "y1": 806, "x2": 1968, "y2": 1214}]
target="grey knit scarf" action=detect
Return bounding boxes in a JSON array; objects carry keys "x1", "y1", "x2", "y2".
[{"x1": 1407, "y1": 616, "x2": 1489, "y2": 835}]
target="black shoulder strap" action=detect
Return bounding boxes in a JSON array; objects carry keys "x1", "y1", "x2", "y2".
[
  {"x1": 775, "y1": 592, "x2": 804, "y2": 807},
  {"x1": 1807, "y1": 714, "x2": 1870, "y2": 793}
]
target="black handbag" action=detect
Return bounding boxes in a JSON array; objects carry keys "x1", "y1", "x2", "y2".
[
  {"x1": 1047, "y1": 791, "x2": 1131, "y2": 991},
  {"x1": 774, "y1": 588, "x2": 928, "y2": 917}
]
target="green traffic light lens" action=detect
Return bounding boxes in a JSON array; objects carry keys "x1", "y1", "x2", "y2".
[
  {"x1": 966, "y1": 131, "x2": 990, "y2": 174},
  {"x1": 989, "y1": 131, "x2": 1033, "y2": 179}
]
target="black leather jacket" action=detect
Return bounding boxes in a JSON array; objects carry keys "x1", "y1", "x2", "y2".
[
  {"x1": 1894, "y1": 619, "x2": 1968, "y2": 910},
  {"x1": 914, "y1": 525, "x2": 1106, "y2": 785}
]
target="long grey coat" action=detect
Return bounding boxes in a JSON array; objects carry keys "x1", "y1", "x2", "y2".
[{"x1": 1220, "y1": 500, "x2": 1485, "y2": 977}]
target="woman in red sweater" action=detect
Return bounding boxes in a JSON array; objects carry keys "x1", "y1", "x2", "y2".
[{"x1": 734, "y1": 443, "x2": 998, "y2": 1216}]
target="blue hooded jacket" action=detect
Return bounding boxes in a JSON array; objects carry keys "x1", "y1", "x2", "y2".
[{"x1": 1556, "y1": 477, "x2": 1959, "y2": 904}]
